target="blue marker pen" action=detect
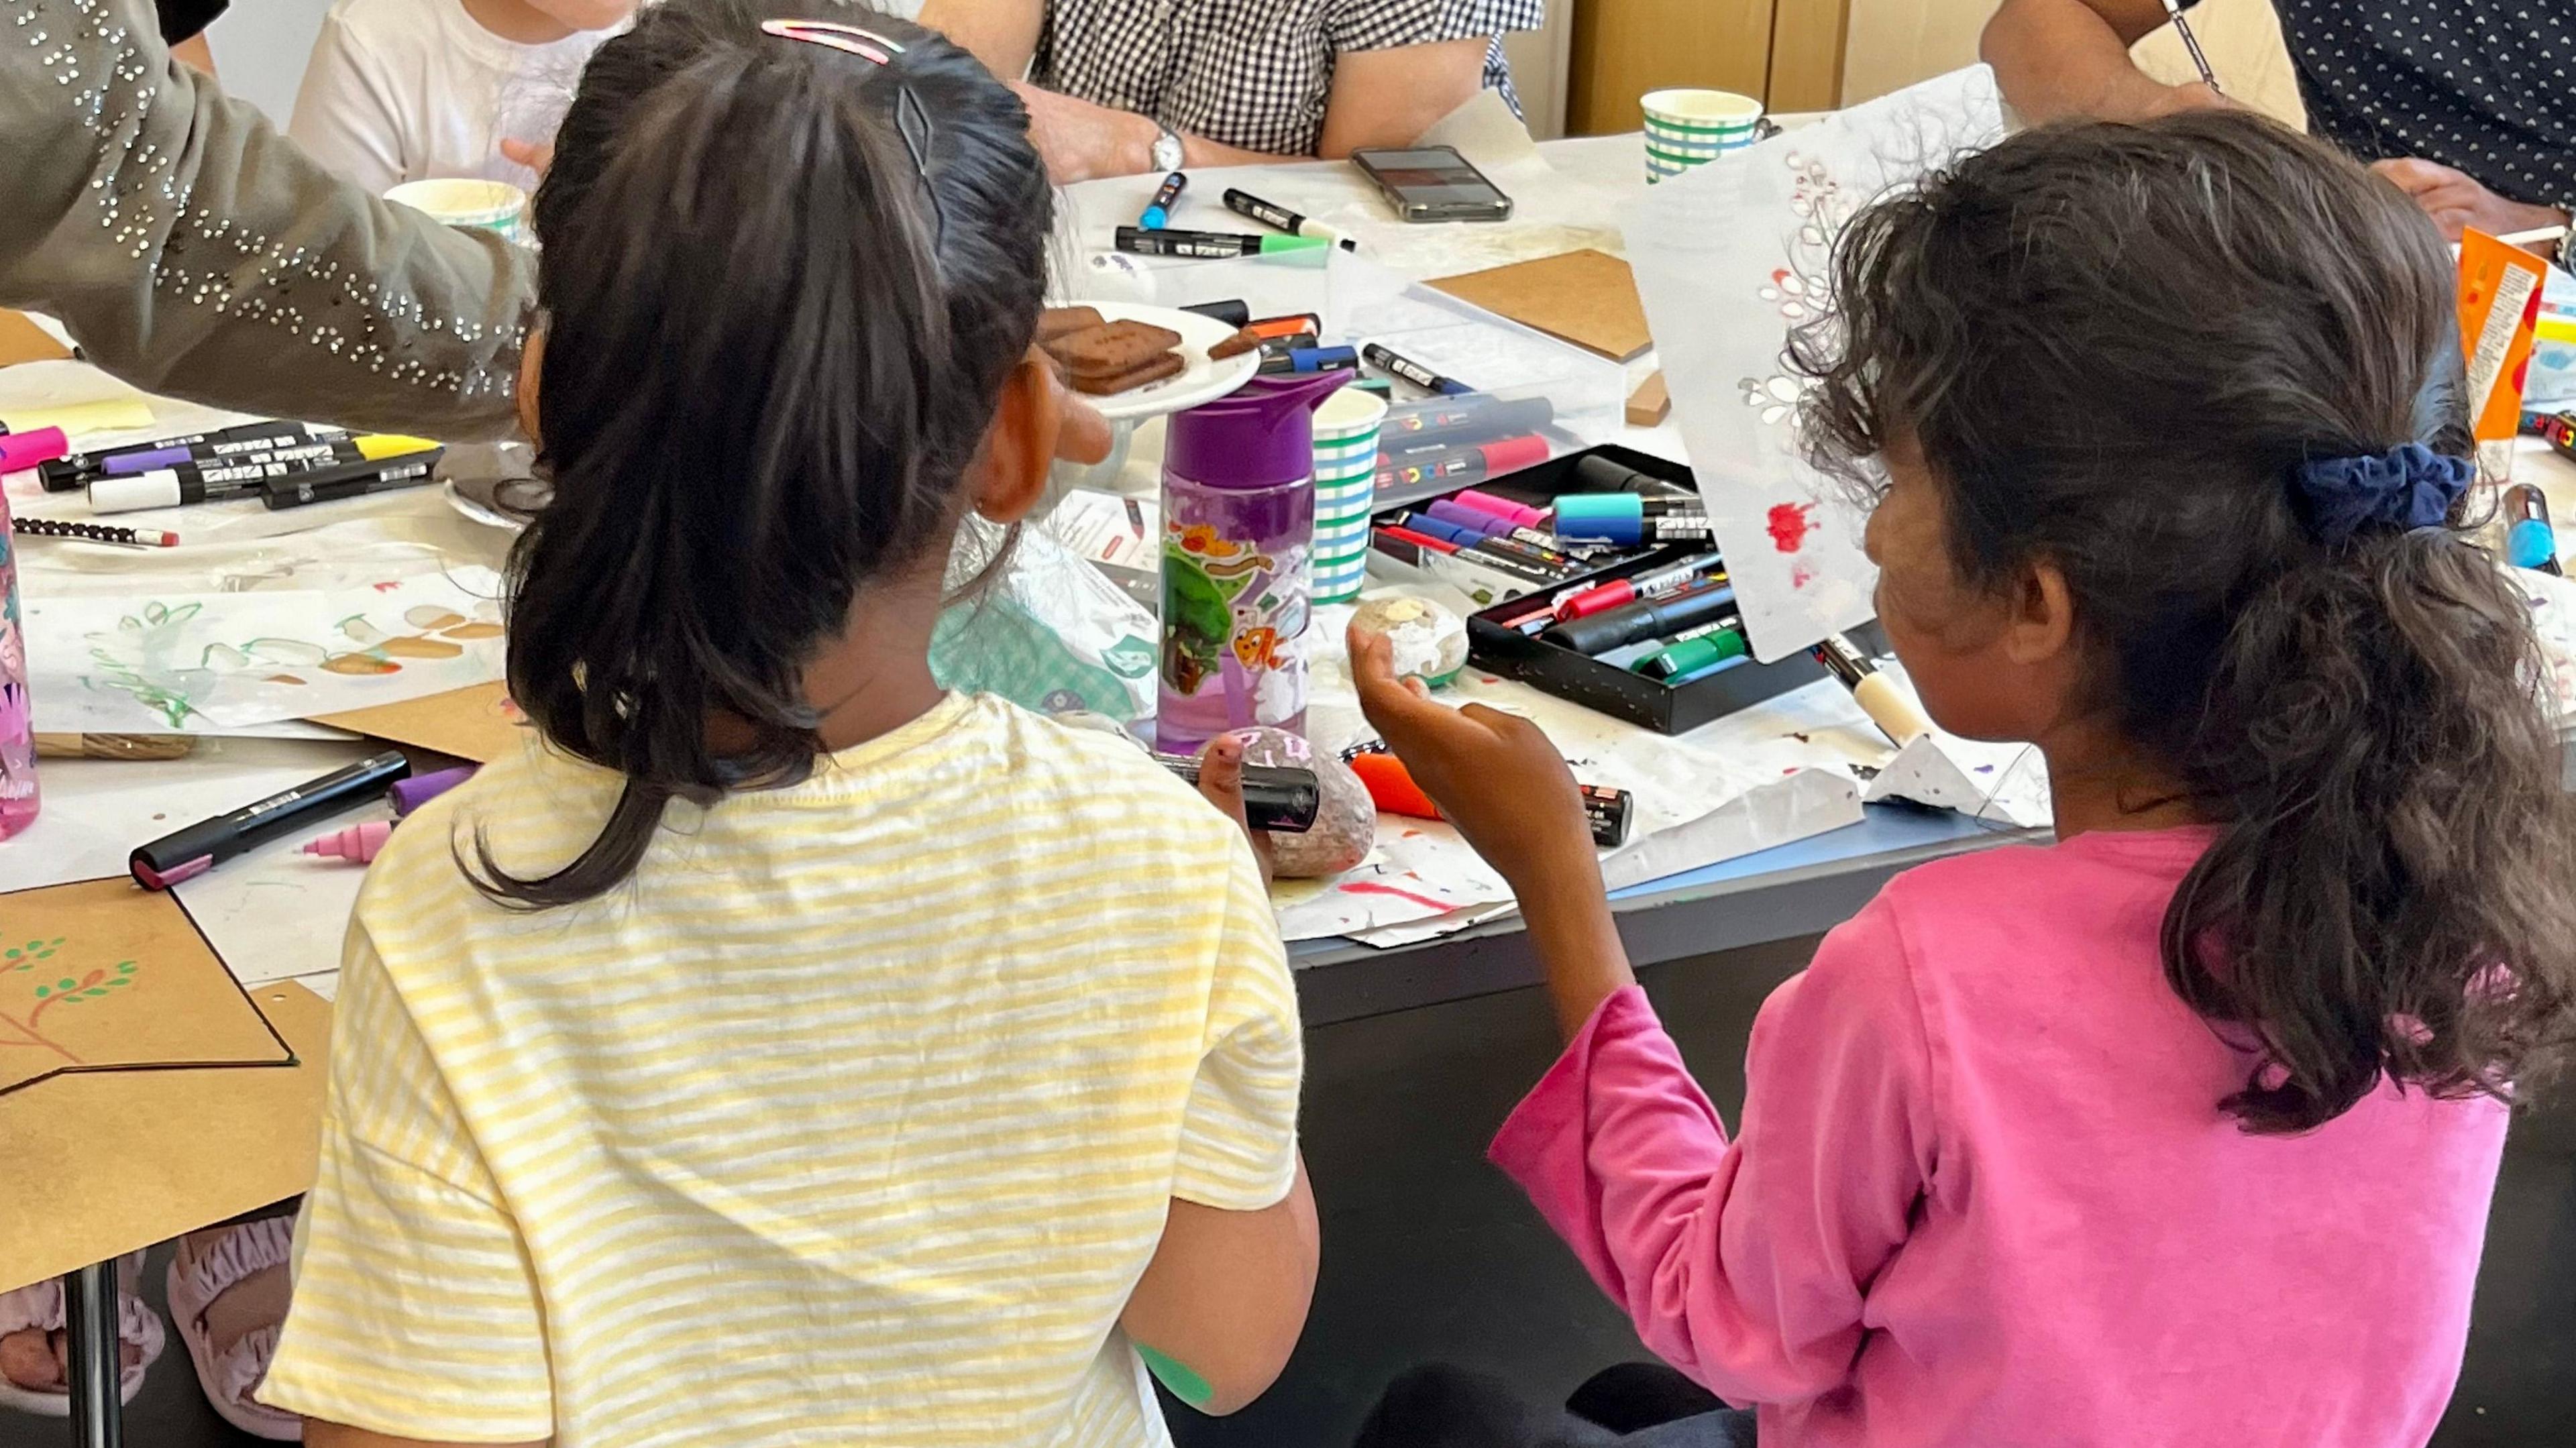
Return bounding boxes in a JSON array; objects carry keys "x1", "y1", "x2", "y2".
[
  {"x1": 1140, "y1": 171, "x2": 1187, "y2": 229},
  {"x1": 1256, "y1": 344, "x2": 1359, "y2": 376}
]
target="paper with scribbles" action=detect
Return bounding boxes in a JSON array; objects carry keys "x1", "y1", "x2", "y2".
[{"x1": 1625, "y1": 66, "x2": 2006, "y2": 661}]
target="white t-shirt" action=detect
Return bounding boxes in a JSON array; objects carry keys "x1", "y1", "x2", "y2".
[{"x1": 286, "y1": 0, "x2": 614, "y2": 197}]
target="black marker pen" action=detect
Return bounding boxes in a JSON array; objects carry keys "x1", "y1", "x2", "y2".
[
  {"x1": 131, "y1": 750, "x2": 412, "y2": 889},
  {"x1": 1361, "y1": 343, "x2": 1473, "y2": 396},
  {"x1": 263, "y1": 451, "x2": 444, "y2": 509},
  {"x1": 1542, "y1": 581, "x2": 1739, "y2": 655},
  {"x1": 1114, "y1": 226, "x2": 1329, "y2": 259},
  {"x1": 1221, "y1": 188, "x2": 1360, "y2": 251},
  {"x1": 1155, "y1": 757, "x2": 1322, "y2": 833}
]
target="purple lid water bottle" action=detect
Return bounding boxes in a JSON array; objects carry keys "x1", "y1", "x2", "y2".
[
  {"x1": 1158, "y1": 372, "x2": 1348, "y2": 754},
  {"x1": 0, "y1": 486, "x2": 40, "y2": 840}
]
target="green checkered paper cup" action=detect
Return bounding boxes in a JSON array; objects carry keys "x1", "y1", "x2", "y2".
[
  {"x1": 1640, "y1": 88, "x2": 1762, "y2": 184},
  {"x1": 1311, "y1": 387, "x2": 1387, "y2": 602}
]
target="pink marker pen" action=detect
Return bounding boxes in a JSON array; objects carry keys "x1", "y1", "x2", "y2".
[{"x1": 303, "y1": 821, "x2": 394, "y2": 865}]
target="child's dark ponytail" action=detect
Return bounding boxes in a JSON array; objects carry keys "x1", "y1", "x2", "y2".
[
  {"x1": 1795, "y1": 111, "x2": 2576, "y2": 1131},
  {"x1": 472, "y1": 0, "x2": 1049, "y2": 907}
]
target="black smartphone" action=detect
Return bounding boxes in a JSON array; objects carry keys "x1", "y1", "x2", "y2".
[{"x1": 1351, "y1": 146, "x2": 1514, "y2": 223}]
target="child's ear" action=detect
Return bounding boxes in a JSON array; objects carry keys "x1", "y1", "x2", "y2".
[
  {"x1": 2001, "y1": 556, "x2": 2077, "y2": 668},
  {"x1": 971, "y1": 349, "x2": 1062, "y2": 526},
  {"x1": 515, "y1": 327, "x2": 545, "y2": 447}
]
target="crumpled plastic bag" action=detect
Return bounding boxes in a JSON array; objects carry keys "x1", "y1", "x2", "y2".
[{"x1": 930, "y1": 514, "x2": 1159, "y2": 729}]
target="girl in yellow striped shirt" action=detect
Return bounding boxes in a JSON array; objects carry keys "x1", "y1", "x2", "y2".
[{"x1": 258, "y1": 5, "x2": 1316, "y2": 1443}]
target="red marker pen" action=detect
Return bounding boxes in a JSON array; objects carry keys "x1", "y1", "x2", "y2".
[
  {"x1": 1344, "y1": 743, "x2": 1633, "y2": 846},
  {"x1": 1377, "y1": 438, "x2": 1550, "y2": 492},
  {"x1": 1552, "y1": 551, "x2": 1726, "y2": 621}
]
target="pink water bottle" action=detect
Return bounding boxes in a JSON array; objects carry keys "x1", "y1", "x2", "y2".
[
  {"x1": 0, "y1": 486, "x2": 38, "y2": 839},
  {"x1": 1158, "y1": 373, "x2": 1349, "y2": 755}
]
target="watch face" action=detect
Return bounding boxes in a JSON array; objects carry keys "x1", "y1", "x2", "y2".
[{"x1": 1152, "y1": 130, "x2": 1185, "y2": 173}]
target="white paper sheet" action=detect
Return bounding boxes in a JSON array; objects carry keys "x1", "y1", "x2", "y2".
[
  {"x1": 0, "y1": 737, "x2": 378, "y2": 894},
  {"x1": 1625, "y1": 67, "x2": 2006, "y2": 661},
  {"x1": 1271, "y1": 596, "x2": 1871, "y2": 944},
  {"x1": 23, "y1": 566, "x2": 504, "y2": 732},
  {"x1": 173, "y1": 794, "x2": 386, "y2": 987}
]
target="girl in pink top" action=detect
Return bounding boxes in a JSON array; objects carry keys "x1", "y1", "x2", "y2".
[{"x1": 1346, "y1": 112, "x2": 2576, "y2": 1448}]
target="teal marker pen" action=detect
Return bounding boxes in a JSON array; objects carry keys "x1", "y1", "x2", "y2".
[{"x1": 1635, "y1": 618, "x2": 1749, "y2": 679}]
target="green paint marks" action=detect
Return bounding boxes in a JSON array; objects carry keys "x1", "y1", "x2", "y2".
[{"x1": 1136, "y1": 1345, "x2": 1214, "y2": 1408}]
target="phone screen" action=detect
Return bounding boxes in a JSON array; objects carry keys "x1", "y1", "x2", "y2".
[{"x1": 1364, "y1": 150, "x2": 1507, "y2": 209}]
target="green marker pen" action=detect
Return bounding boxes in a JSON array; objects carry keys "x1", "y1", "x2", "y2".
[
  {"x1": 1115, "y1": 226, "x2": 1330, "y2": 260},
  {"x1": 1635, "y1": 619, "x2": 1748, "y2": 679},
  {"x1": 1136, "y1": 1345, "x2": 1216, "y2": 1408}
]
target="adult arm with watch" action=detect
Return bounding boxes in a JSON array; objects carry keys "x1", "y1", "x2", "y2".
[{"x1": 918, "y1": 0, "x2": 1499, "y2": 182}]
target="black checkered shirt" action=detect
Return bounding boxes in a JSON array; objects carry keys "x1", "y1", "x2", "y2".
[{"x1": 1030, "y1": 0, "x2": 1546, "y2": 156}]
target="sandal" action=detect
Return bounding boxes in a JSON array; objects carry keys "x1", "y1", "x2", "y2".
[
  {"x1": 0, "y1": 1252, "x2": 164, "y2": 1416},
  {"x1": 166, "y1": 1219, "x2": 302, "y2": 1441}
]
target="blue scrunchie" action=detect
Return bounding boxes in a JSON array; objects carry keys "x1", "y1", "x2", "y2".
[{"x1": 2288, "y1": 443, "x2": 2472, "y2": 545}]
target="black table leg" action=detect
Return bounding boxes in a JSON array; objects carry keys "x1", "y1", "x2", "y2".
[{"x1": 62, "y1": 1260, "x2": 121, "y2": 1448}]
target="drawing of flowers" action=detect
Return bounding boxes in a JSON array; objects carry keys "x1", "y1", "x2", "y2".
[{"x1": 1737, "y1": 151, "x2": 1855, "y2": 435}]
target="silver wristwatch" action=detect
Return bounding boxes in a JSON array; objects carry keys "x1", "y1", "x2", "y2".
[{"x1": 1148, "y1": 124, "x2": 1184, "y2": 175}]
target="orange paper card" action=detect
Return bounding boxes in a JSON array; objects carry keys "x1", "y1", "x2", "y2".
[
  {"x1": 1626, "y1": 370, "x2": 1670, "y2": 427},
  {"x1": 0, "y1": 311, "x2": 72, "y2": 368},
  {"x1": 2458, "y1": 229, "x2": 2548, "y2": 443},
  {"x1": 0, "y1": 881, "x2": 294, "y2": 1099},
  {"x1": 311, "y1": 680, "x2": 525, "y2": 764},
  {"x1": 1429, "y1": 249, "x2": 1654, "y2": 362}
]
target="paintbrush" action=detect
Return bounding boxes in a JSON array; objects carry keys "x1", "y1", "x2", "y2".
[
  {"x1": 2160, "y1": 0, "x2": 2221, "y2": 93},
  {"x1": 34, "y1": 732, "x2": 199, "y2": 761}
]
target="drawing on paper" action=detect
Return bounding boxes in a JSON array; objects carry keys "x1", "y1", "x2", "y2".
[
  {"x1": 1626, "y1": 66, "x2": 2006, "y2": 661},
  {"x1": 82, "y1": 600, "x2": 505, "y2": 728},
  {"x1": 24, "y1": 567, "x2": 508, "y2": 734},
  {"x1": 0, "y1": 885, "x2": 299, "y2": 1100},
  {"x1": 1, "y1": 936, "x2": 142, "y2": 1068}
]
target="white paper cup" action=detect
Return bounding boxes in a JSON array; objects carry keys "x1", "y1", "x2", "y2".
[
  {"x1": 1640, "y1": 89, "x2": 1762, "y2": 183},
  {"x1": 1641, "y1": 88, "x2": 1763, "y2": 133},
  {"x1": 385, "y1": 178, "x2": 530, "y2": 243}
]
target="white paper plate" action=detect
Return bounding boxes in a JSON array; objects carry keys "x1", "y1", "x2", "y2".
[{"x1": 1066, "y1": 302, "x2": 1262, "y2": 423}]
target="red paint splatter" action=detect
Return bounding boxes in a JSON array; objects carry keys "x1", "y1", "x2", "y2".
[
  {"x1": 1766, "y1": 502, "x2": 1815, "y2": 553},
  {"x1": 371, "y1": 580, "x2": 402, "y2": 593},
  {"x1": 1790, "y1": 561, "x2": 1817, "y2": 590},
  {"x1": 1340, "y1": 881, "x2": 1451, "y2": 911}
]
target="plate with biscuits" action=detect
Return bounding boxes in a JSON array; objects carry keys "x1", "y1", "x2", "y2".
[{"x1": 1037, "y1": 301, "x2": 1264, "y2": 422}]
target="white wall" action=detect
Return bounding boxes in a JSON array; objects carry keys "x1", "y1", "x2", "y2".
[
  {"x1": 203, "y1": 0, "x2": 334, "y2": 126},
  {"x1": 1501, "y1": 0, "x2": 1573, "y2": 140}
]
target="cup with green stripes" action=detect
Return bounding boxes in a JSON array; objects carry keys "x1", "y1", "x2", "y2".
[
  {"x1": 1310, "y1": 387, "x2": 1388, "y2": 603},
  {"x1": 1640, "y1": 89, "x2": 1764, "y2": 185}
]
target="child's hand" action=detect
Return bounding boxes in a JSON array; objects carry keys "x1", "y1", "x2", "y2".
[
  {"x1": 1347, "y1": 624, "x2": 1593, "y2": 889},
  {"x1": 1193, "y1": 734, "x2": 1275, "y2": 887}
]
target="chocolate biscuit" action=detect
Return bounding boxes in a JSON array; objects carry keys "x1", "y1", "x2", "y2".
[
  {"x1": 1069, "y1": 351, "x2": 1187, "y2": 396},
  {"x1": 1049, "y1": 319, "x2": 1183, "y2": 379}
]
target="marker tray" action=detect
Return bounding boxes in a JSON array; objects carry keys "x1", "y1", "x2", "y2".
[
  {"x1": 1366, "y1": 443, "x2": 1700, "y2": 608},
  {"x1": 1444, "y1": 447, "x2": 1854, "y2": 735}
]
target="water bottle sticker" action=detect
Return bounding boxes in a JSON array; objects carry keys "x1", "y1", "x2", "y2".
[{"x1": 1161, "y1": 522, "x2": 1305, "y2": 712}]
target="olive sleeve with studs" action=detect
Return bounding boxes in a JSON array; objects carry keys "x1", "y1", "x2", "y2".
[{"x1": 0, "y1": 0, "x2": 535, "y2": 439}]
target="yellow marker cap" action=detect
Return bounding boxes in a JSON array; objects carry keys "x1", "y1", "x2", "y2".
[{"x1": 354, "y1": 434, "x2": 441, "y2": 461}]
